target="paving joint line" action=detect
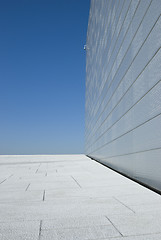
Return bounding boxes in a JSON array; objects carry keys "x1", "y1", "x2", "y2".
[
  {"x1": 25, "y1": 183, "x2": 30, "y2": 191},
  {"x1": 71, "y1": 175, "x2": 82, "y2": 188},
  {"x1": 43, "y1": 190, "x2": 45, "y2": 201},
  {"x1": 105, "y1": 216, "x2": 123, "y2": 237},
  {"x1": 0, "y1": 174, "x2": 14, "y2": 185},
  {"x1": 35, "y1": 163, "x2": 41, "y2": 174},
  {"x1": 113, "y1": 196, "x2": 135, "y2": 213},
  {"x1": 0, "y1": 160, "x2": 88, "y2": 166},
  {"x1": 0, "y1": 179, "x2": 7, "y2": 185},
  {"x1": 44, "y1": 224, "x2": 116, "y2": 231},
  {"x1": 8, "y1": 174, "x2": 14, "y2": 178},
  {"x1": 107, "y1": 231, "x2": 161, "y2": 239},
  {"x1": 38, "y1": 220, "x2": 42, "y2": 240}
]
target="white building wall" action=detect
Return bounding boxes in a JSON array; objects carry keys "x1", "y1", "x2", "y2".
[{"x1": 85, "y1": 0, "x2": 161, "y2": 192}]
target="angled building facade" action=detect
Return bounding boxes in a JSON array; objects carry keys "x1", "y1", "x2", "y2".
[{"x1": 85, "y1": 0, "x2": 161, "y2": 192}]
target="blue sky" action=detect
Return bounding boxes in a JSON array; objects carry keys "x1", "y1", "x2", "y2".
[{"x1": 0, "y1": 0, "x2": 90, "y2": 154}]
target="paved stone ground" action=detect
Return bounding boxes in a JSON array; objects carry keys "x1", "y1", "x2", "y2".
[{"x1": 0, "y1": 155, "x2": 161, "y2": 240}]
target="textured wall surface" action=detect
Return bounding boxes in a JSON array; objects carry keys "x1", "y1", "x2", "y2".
[{"x1": 85, "y1": 0, "x2": 161, "y2": 192}]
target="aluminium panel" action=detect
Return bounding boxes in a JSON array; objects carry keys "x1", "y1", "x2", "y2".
[{"x1": 85, "y1": 0, "x2": 161, "y2": 192}]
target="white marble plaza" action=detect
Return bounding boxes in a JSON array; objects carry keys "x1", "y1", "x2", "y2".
[{"x1": 0, "y1": 154, "x2": 161, "y2": 239}]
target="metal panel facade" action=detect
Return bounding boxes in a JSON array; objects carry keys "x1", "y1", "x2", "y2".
[{"x1": 85, "y1": 0, "x2": 161, "y2": 192}]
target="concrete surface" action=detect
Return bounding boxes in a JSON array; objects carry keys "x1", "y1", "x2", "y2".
[{"x1": 0, "y1": 154, "x2": 161, "y2": 240}]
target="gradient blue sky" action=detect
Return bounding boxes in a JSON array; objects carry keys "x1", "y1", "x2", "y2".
[{"x1": 0, "y1": 0, "x2": 90, "y2": 155}]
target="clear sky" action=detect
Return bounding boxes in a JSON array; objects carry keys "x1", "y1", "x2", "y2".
[{"x1": 0, "y1": 0, "x2": 90, "y2": 155}]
